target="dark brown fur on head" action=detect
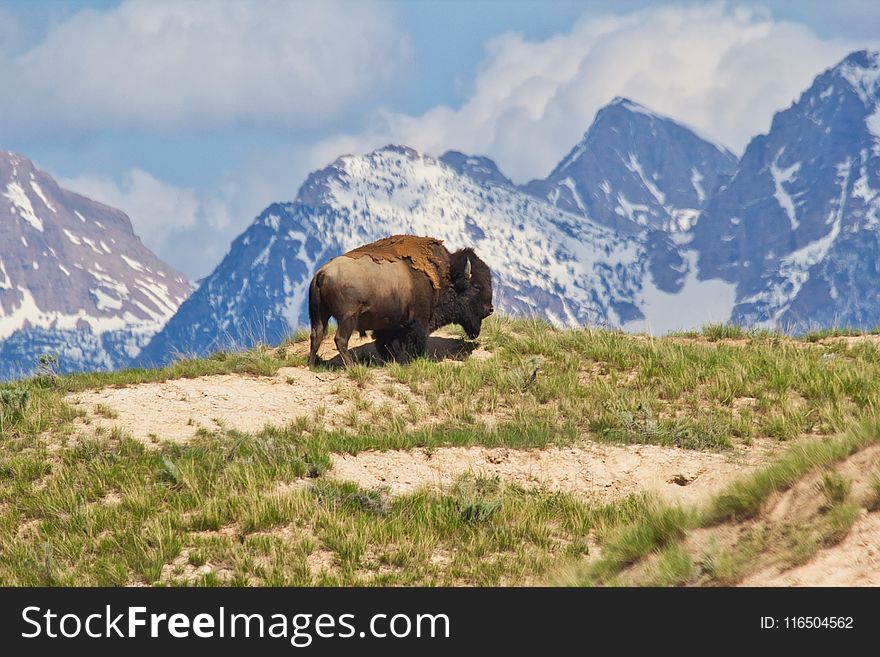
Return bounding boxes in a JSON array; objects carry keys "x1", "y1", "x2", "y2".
[{"x1": 431, "y1": 248, "x2": 493, "y2": 339}]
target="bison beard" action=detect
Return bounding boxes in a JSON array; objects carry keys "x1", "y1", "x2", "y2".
[{"x1": 307, "y1": 236, "x2": 493, "y2": 367}]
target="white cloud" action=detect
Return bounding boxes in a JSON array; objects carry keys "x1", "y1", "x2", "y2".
[
  {"x1": 62, "y1": 170, "x2": 204, "y2": 244},
  {"x1": 61, "y1": 169, "x2": 236, "y2": 278},
  {"x1": 59, "y1": 152, "x2": 316, "y2": 281},
  {"x1": 0, "y1": 0, "x2": 411, "y2": 133},
  {"x1": 308, "y1": 2, "x2": 867, "y2": 182}
]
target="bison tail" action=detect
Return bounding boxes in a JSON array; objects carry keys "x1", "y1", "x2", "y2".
[{"x1": 308, "y1": 270, "x2": 325, "y2": 328}]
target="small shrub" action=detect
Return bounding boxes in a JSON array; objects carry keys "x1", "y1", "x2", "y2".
[
  {"x1": 156, "y1": 457, "x2": 184, "y2": 490},
  {"x1": 702, "y1": 324, "x2": 746, "y2": 341},
  {"x1": 94, "y1": 404, "x2": 119, "y2": 419},
  {"x1": 457, "y1": 498, "x2": 502, "y2": 524},
  {"x1": 816, "y1": 471, "x2": 850, "y2": 509},
  {"x1": 453, "y1": 475, "x2": 503, "y2": 525},
  {"x1": 312, "y1": 480, "x2": 390, "y2": 516},
  {"x1": 0, "y1": 387, "x2": 30, "y2": 428},
  {"x1": 346, "y1": 364, "x2": 373, "y2": 389}
]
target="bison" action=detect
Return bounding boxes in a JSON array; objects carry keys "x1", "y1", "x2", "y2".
[{"x1": 307, "y1": 235, "x2": 493, "y2": 367}]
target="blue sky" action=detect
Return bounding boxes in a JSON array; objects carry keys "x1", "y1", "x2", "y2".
[{"x1": 1, "y1": 0, "x2": 878, "y2": 280}]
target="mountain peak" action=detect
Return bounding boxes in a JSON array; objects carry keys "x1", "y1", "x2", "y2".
[
  {"x1": 439, "y1": 151, "x2": 513, "y2": 188},
  {"x1": 834, "y1": 49, "x2": 880, "y2": 106},
  {"x1": 371, "y1": 144, "x2": 422, "y2": 159},
  {"x1": 0, "y1": 151, "x2": 191, "y2": 378},
  {"x1": 606, "y1": 96, "x2": 662, "y2": 119},
  {"x1": 529, "y1": 95, "x2": 736, "y2": 232}
]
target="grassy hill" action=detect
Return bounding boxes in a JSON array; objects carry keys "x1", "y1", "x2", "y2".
[{"x1": 1, "y1": 317, "x2": 879, "y2": 585}]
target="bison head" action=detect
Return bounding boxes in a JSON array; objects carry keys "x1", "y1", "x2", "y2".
[{"x1": 450, "y1": 248, "x2": 493, "y2": 339}]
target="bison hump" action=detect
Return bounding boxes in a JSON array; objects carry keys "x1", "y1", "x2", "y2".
[{"x1": 343, "y1": 235, "x2": 447, "y2": 290}]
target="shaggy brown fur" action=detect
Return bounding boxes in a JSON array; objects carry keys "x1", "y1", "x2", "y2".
[
  {"x1": 308, "y1": 237, "x2": 493, "y2": 368},
  {"x1": 343, "y1": 234, "x2": 447, "y2": 290}
]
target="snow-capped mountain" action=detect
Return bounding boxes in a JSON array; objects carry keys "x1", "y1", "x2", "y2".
[
  {"x1": 524, "y1": 97, "x2": 737, "y2": 235},
  {"x1": 138, "y1": 96, "x2": 752, "y2": 366},
  {"x1": 139, "y1": 143, "x2": 709, "y2": 365},
  {"x1": 0, "y1": 151, "x2": 191, "y2": 379},
  {"x1": 139, "y1": 48, "x2": 880, "y2": 367},
  {"x1": 691, "y1": 50, "x2": 880, "y2": 331}
]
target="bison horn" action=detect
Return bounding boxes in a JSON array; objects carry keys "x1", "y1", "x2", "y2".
[{"x1": 464, "y1": 258, "x2": 472, "y2": 280}]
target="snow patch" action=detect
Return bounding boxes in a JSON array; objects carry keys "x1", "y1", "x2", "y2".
[
  {"x1": 671, "y1": 208, "x2": 699, "y2": 233},
  {"x1": 93, "y1": 288, "x2": 123, "y2": 311},
  {"x1": 0, "y1": 261, "x2": 11, "y2": 290},
  {"x1": 624, "y1": 251, "x2": 735, "y2": 334},
  {"x1": 839, "y1": 51, "x2": 880, "y2": 105},
  {"x1": 625, "y1": 154, "x2": 665, "y2": 205},
  {"x1": 3, "y1": 182, "x2": 44, "y2": 231},
  {"x1": 0, "y1": 286, "x2": 163, "y2": 341},
  {"x1": 62, "y1": 229, "x2": 82, "y2": 246},
  {"x1": 82, "y1": 237, "x2": 104, "y2": 255},
  {"x1": 120, "y1": 255, "x2": 146, "y2": 272},
  {"x1": 29, "y1": 180, "x2": 56, "y2": 212},
  {"x1": 558, "y1": 177, "x2": 586, "y2": 212},
  {"x1": 690, "y1": 168, "x2": 705, "y2": 204},
  {"x1": 616, "y1": 193, "x2": 651, "y2": 224},
  {"x1": 770, "y1": 149, "x2": 802, "y2": 230},
  {"x1": 749, "y1": 159, "x2": 851, "y2": 325}
]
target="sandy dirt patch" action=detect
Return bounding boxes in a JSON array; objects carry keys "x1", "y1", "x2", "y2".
[
  {"x1": 68, "y1": 367, "x2": 403, "y2": 443},
  {"x1": 741, "y1": 511, "x2": 880, "y2": 586},
  {"x1": 329, "y1": 442, "x2": 770, "y2": 505},
  {"x1": 739, "y1": 444, "x2": 880, "y2": 586},
  {"x1": 68, "y1": 331, "x2": 489, "y2": 444},
  {"x1": 818, "y1": 334, "x2": 880, "y2": 348}
]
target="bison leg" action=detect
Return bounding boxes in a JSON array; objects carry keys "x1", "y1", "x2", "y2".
[
  {"x1": 398, "y1": 322, "x2": 428, "y2": 363},
  {"x1": 308, "y1": 311, "x2": 330, "y2": 368},
  {"x1": 334, "y1": 316, "x2": 357, "y2": 367},
  {"x1": 373, "y1": 328, "x2": 401, "y2": 362}
]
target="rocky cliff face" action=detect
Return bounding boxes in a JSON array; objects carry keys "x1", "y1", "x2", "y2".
[
  {"x1": 691, "y1": 50, "x2": 880, "y2": 331},
  {"x1": 0, "y1": 151, "x2": 191, "y2": 379}
]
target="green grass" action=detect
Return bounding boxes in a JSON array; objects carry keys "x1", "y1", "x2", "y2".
[
  {"x1": 706, "y1": 419, "x2": 880, "y2": 523},
  {"x1": 641, "y1": 543, "x2": 696, "y2": 587},
  {"x1": 62, "y1": 343, "x2": 305, "y2": 393},
  {"x1": 701, "y1": 323, "x2": 747, "y2": 341},
  {"x1": 868, "y1": 475, "x2": 880, "y2": 512},
  {"x1": 5, "y1": 316, "x2": 880, "y2": 586},
  {"x1": 698, "y1": 528, "x2": 767, "y2": 586},
  {"x1": 0, "y1": 431, "x2": 649, "y2": 585},
  {"x1": 556, "y1": 418, "x2": 880, "y2": 586},
  {"x1": 557, "y1": 501, "x2": 697, "y2": 585},
  {"x1": 12, "y1": 315, "x2": 880, "y2": 453},
  {"x1": 817, "y1": 471, "x2": 850, "y2": 508},
  {"x1": 803, "y1": 326, "x2": 880, "y2": 343}
]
